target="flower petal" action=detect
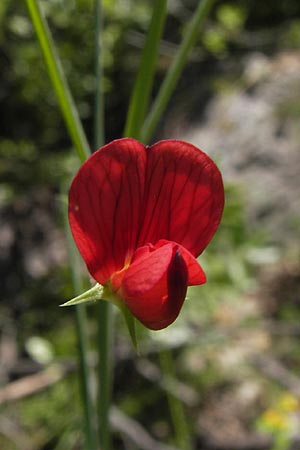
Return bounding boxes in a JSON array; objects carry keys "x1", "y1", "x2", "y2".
[
  {"x1": 68, "y1": 138, "x2": 146, "y2": 284},
  {"x1": 154, "y1": 239, "x2": 206, "y2": 285},
  {"x1": 138, "y1": 140, "x2": 224, "y2": 256},
  {"x1": 118, "y1": 241, "x2": 205, "y2": 330}
]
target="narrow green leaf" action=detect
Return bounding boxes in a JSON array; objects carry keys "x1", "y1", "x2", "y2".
[
  {"x1": 26, "y1": 0, "x2": 90, "y2": 163},
  {"x1": 124, "y1": 0, "x2": 167, "y2": 139},
  {"x1": 141, "y1": 0, "x2": 215, "y2": 143}
]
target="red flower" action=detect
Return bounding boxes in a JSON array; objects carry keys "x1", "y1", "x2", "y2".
[{"x1": 68, "y1": 138, "x2": 224, "y2": 330}]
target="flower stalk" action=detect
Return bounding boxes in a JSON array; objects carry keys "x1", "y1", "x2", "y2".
[{"x1": 93, "y1": 2, "x2": 114, "y2": 449}]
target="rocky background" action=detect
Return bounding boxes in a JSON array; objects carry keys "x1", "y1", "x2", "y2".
[{"x1": 165, "y1": 51, "x2": 300, "y2": 248}]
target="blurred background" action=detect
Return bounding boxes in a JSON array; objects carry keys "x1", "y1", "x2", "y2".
[{"x1": 1, "y1": 0, "x2": 300, "y2": 449}]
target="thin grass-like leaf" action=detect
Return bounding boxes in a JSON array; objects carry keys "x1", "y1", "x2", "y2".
[
  {"x1": 141, "y1": 0, "x2": 215, "y2": 143},
  {"x1": 124, "y1": 0, "x2": 167, "y2": 139},
  {"x1": 26, "y1": 0, "x2": 90, "y2": 163}
]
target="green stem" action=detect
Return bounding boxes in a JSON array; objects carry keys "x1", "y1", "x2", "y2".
[
  {"x1": 123, "y1": 0, "x2": 167, "y2": 139},
  {"x1": 94, "y1": 2, "x2": 113, "y2": 449},
  {"x1": 94, "y1": 0, "x2": 105, "y2": 149},
  {"x1": 159, "y1": 350, "x2": 192, "y2": 450},
  {"x1": 140, "y1": 0, "x2": 215, "y2": 143},
  {"x1": 97, "y1": 302, "x2": 113, "y2": 450},
  {"x1": 75, "y1": 306, "x2": 96, "y2": 450},
  {"x1": 25, "y1": 0, "x2": 90, "y2": 163},
  {"x1": 65, "y1": 207, "x2": 97, "y2": 450}
]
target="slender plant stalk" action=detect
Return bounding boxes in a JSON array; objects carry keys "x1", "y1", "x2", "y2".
[
  {"x1": 65, "y1": 215, "x2": 98, "y2": 450},
  {"x1": 94, "y1": 2, "x2": 113, "y2": 449},
  {"x1": 96, "y1": 301, "x2": 113, "y2": 450},
  {"x1": 159, "y1": 350, "x2": 192, "y2": 450},
  {"x1": 94, "y1": 0, "x2": 105, "y2": 149},
  {"x1": 25, "y1": 0, "x2": 90, "y2": 163},
  {"x1": 123, "y1": 0, "x2": 167, "y2": 139},
  {"x1": 140, "y1": 0, "x2": 215, "y2": 143}
]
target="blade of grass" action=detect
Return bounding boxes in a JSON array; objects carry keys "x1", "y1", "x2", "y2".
[
  {"x1": 123, "y1": 0, "x2": 167, "y2": 139},
  {"x1": 140, "y1": 0, "x2": 215, "y2": 143},
  {"x1": 93, "y1": 2, "x2": 113, "y2": 449},
  {"x1": 26, "y1": 0, "x2": 90, "y2": 163}
]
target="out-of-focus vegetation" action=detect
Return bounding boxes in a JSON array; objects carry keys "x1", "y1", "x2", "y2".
[{"x1": 1, "y1": 1, "x2": 300, "y2": 449}]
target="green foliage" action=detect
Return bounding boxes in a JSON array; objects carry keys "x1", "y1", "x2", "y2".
[
  {"x1": 19, "y1": 377, "x2": 82, "y2": 450},
  {"x1": 217, "y1": 3, "x2": 246, "y2": 31},
  {"x1": 283, "y1": 19, "x2": 300, "y2": 47}
]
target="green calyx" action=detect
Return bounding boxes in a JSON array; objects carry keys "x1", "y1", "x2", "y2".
[
  {"x1": 61, "y1": 283, "x2": 138, "y2": 351},
  {"x1": 60, "y1": 283, "x2": 105, "y2": 307}
]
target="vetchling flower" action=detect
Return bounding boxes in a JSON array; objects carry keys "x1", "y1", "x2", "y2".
[{"x1": 68, "y1": 138, "x2": 224, "y2": 330}]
